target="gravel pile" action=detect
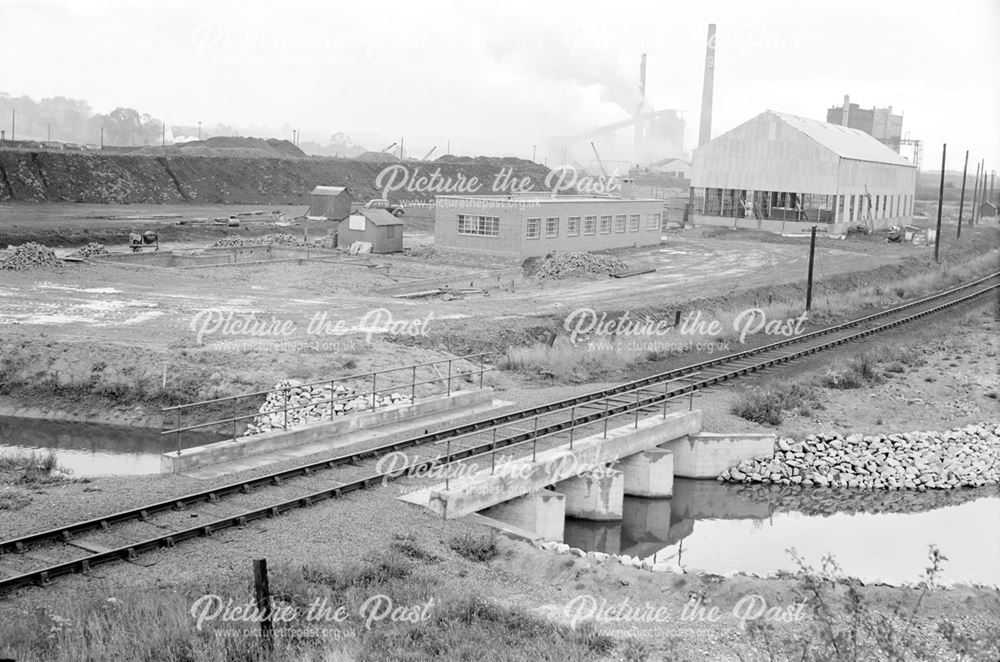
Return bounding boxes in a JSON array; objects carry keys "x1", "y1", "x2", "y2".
[
  {"x1": 535, "y1": 251, "x2": 626, "y2": 279},
  {"x1": 0, "y1": 242, "x2": 61, "y2": 270},
  {"x1": 244, "y1": 379, "x2": 413, "y2": 435},
  {"x1": 720, "y1": 424, "x2": 1000, "y2": 490},
  {"x1": 74, "y1": 242, "x2": 109, "y2": 257},
  {"x1": 211, "y1": 233, "x2": 304, "y2": 248}
]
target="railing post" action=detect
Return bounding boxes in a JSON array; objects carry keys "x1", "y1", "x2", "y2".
[
  {"x1": 176, "y1": 408, "x2": 181, "y2": 456},
  {"x1": 662, "y1": 381, "x2": 668, "y2": 418},
  {"x1": 372, "y1": 372, "x2": 377, "y2": 410},
  {"x1": 635, "y1": 390, "x2": 640, "y2": 428},
  {"x1": 689, "y1": 388, "x2": 694, "y2": 411},
  {"x1": 569, "y1": 406, "x2": 575, "y2": 449},
  {"x1": 445, "y1": 438, "x2": 451, "y2": 490},
  {"x1": 330, "y1": 380, "x2": 335, "y2": 420},
  {"x1": 232, "y1": 397, "x2": 237, "y2": 441},
  {"x1": 283, "y1": 387, "x2": 289, "y2": 430},
  {"x1": 411, "y1": 365, "x2": 417, "y2": 402},
  {"x1": 479, "y1": 354, "x2": 484, "y2": 389},
  {"x1": 532, "y1": 416, "x2": 538, "y2": 462},
  {"x1": 447, "y1": 360, "x2": 452, "y2": 396},
  {"x1": 491, "y1": 427, "x2": 497, "y2": 474},
  {"x1": 603, "y1": 398, "x2": 609, "y2": 438}
]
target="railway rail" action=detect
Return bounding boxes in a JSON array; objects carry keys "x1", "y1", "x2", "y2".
[{"x1": 1, "y1": 271, "x2": 997, "y2": 595}]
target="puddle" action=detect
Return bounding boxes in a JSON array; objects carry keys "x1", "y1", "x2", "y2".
[{"x1": 564, "y1": 478, "x2": 1000, "y2": 586}]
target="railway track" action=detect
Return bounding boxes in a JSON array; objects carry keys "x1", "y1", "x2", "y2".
[{"x1": 1, "y1": 271, "x2": 997, "y2": 596}]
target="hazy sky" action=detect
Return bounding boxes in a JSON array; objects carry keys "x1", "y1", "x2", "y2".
[{"x1": 1, "y1": 0, "x2": 998, "y2": 167}]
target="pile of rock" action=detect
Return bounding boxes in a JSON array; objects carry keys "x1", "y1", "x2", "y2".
[
  {"x1": 244, "y1": 378, "x2": 413, "y2": 435},
  {"x1": 0, "y1": 242, "x2": 61, "y2": 270},
  {"x1": 74, "y1": 242, "x2": 109, "y2": 257},
  {"x1": 719, "y1": 424, "x2": 1000, "y2": 490},
  {"x1": 535, "y1": 251, "x2": 626, "y2": 280},
  {"x1": 212, "y1": 234, "x2": 304, "y2": 248}
]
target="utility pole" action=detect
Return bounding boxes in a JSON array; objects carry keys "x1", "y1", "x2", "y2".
[
  {"x1": 970, "y1": 160, "x2": 981, "y2": 228},
  {"x1": 978, "y1": 160, "x2": 987, "y2": 222},
  {"x1": 47, "y1": 122, "x2": 51, "y2": 142},
  {"x1": 446, "y1": 139, "x2": 450, "y2": 156},
  {"x1": 806, "y1": 225, "x2": 817, "y2": 312},
  {"x1": 957, "y1": 150, "x2": 969, "y2": 238},
  {"x1": 399, "y1": 136, "x2": 404, "y2": 160},
  {"x1": 100, "y1": 127, "x2": 104, "y2": 149},
  {"x1": 934, "y1": 143, "x2": 946, "y2": 262},
  {"x1": 197, "y1": 121, "x2": 202, "y2": 140},
  {"x1": 162, "y1": 123, "x2": 166, "y2": 147},
  {"x1": 532, "y1": 144, "x2": 537, "y2": 162},
  {"x1": 11, "y1": 109, "x2": 14, "y2": 141}
]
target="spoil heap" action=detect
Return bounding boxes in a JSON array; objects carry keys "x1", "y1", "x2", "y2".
[
  {"x1": 0, "y1": 242, "x2": 61, "y2": 270},
  {"x1": 245, "y1": 379, "x2": 413, "y2": 435},
  {"x1": 535, "y1": 251, "x2": 626, "y2": 280},
  {"x1": 211, "y1": 234, "x2": 305, "y2": 248},
  {"x1": 720, "y1": 424, "x2": 1000, "y2": 490},
  {"x1": 74, "y1": 242, "x2": 109, "y2": 257}
]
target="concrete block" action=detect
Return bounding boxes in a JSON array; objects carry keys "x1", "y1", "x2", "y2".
[
  {"x1": 658, "y1": 431, "x2": 774, "y2": 479},
  {"x1": 618, "y1": 450, "x2": 674, "y2": 497},
  {"x1": 555, "y1": 468, "x2": 624, "y2": 520},
  {"x1": 161, "y1": 388, "x2": 494, "y2": 473},
  {"x1": 480, "y1": 490, "x2": 565, "y2": 542}
]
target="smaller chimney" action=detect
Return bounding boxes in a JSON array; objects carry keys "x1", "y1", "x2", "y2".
[
  {"x1": 841, "y1": 94, "x2": 850, "y2": 126},
  {"x1": 620, "y1": 177, "x2": 636, "y2": 199}
]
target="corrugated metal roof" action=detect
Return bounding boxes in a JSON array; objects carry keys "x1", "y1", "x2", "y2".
[
  {"x1": 311, "y1": 185, "x2": 348, "y2": 196},
  {"x1": 355, "y1": 208, "x2": 402, "y2": 226},
  {"x1": 769, "y1": 111, "x2": 914, "y2": 167}
]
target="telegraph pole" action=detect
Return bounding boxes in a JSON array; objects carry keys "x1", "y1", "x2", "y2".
[
  {"x1": 198, "y1": 121, "x2": 202, "y2": 140},
  {"x1": 532, "y1": 144, "x2": 537, "y2": 162},
  {"x1": 11, "y1": 109, "x2": 14, "y2": 141},
  {"x1": 970, "y1": 160, "x2": 981, "y2": 228},
  {"x1": 47, "y1": 122, "x2": 51, "y2": 142},
  {"x1": 806, "y1": 225, "x2": 817, "y2": 311},
  {"x1": 933, "y1": 144, "x2": 946, "y2": 262},
  {"x1": 957, "y1": 150, "x2": 969, "y2": 237}
]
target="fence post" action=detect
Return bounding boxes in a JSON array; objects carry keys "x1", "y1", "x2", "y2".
[
  {"x1": 411, "y1": 365, "x2": 417, "y2": 402},
  {"x1": 253, "y1": 559, "x2": 274, "y2": 651},
  {"x1": 491, "y1": 427, "x2": 497, "y2": 474},
  {"x1": 532, "y1": 416, "x2": 538, "y2": 462},
  {"x1": 447, "y1": 360, "x2": 452, "y2": 396},
  {"x1": 663, "y1": 381, "x2": 668, "y2": 418},
  {"x1": 176, "y1": 409, "x2": 182, "y2": 456},
  {"x1": 445, "y1": 438, "x2": 451, "y2": 490},
  {"x1": 282, "y1": 388, "x2": 289, "y2": 430},
  {"x1": 372, "y1": 372, "x2": 377, "y2": 410},
  {"x1": 232, "y1": 397, "x2": 237, "y2": 441},
  {"x1": 479, "y1": 354, "x2": 485, "y2": 389},
  {"x1": 634, "y1": 390, "x2": 640, "y2": 428},
  {"x1": 603, "y1": 398, "x2": 609, "y2": 438},
  {"x1": 689, "y1": 389, "x2": 694, "y2": 411},
  {"x1": 330, "y1": 380, "x2": 335, "y2": 420},
  {"x1": 569, "y1": 406, "x2": 575, "y2": 449}
]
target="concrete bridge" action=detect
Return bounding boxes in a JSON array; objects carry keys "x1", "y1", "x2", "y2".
[{"x1": 401, "y1": 409, "x2": 775, "y2": 543}]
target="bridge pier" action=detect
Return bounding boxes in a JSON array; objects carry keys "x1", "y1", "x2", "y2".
[
  {"x1": 480, "y1": 490, "x2": 565, "y2": 542},
  {"x1": 555, "y1": 467, "x2": 624, "y2": 521},
  {"x1": 659, "y1": 432, "x2": 775, "y2": 478},
  {"x1": 618, "y1": 449, "x2": 674, "y2": 497}
]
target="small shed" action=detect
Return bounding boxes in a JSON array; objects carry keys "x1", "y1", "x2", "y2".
[
  {"x1": 338, "y1": 209, "x2": 403, "y2": 253},
  {"x1": 309, "y1": 186, "x2": 352, "y2": 220}
]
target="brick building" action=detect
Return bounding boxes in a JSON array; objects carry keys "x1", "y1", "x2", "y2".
[{"x1": 434, "y1": 187, "x2": 664, "y2": 258}]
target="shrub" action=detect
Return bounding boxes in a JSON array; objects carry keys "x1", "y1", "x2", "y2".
[
  {"x1": 448, "y1": 533, "x2": 499, "y2": 562},
  {"x1": 731, "y1": 382, "x2": 816, "y2": 426}
]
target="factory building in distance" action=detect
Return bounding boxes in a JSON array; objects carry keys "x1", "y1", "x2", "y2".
[{"x1": 690, "y1": 110, "x2": 917, "y2": 235}]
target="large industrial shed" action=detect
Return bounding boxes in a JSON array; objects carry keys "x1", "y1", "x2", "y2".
[
  {"x1": 338, "y1": 208, "x2": 403, "y2": 253},
  {"x1": 308, "y1": 186, "x2": 352, "y2": 220},
  {"x1": 691, "y1": 110, "x2": 917, "y2": 234},
  {"x1": 434, "y1": 189, "x2": 664, "y2": 259}
]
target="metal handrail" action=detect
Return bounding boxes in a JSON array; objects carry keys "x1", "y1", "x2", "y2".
[{"x1": 161, "y1": 352, "x2": 494, "y2": 449}]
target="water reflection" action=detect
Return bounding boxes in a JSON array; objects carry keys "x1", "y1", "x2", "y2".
[
  {"x1": 0, "y1": 416, "x2": 226, "y2": 476},
  {"x1": 564, "y1": 478, "x2": 1000, "y2": 586}
]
